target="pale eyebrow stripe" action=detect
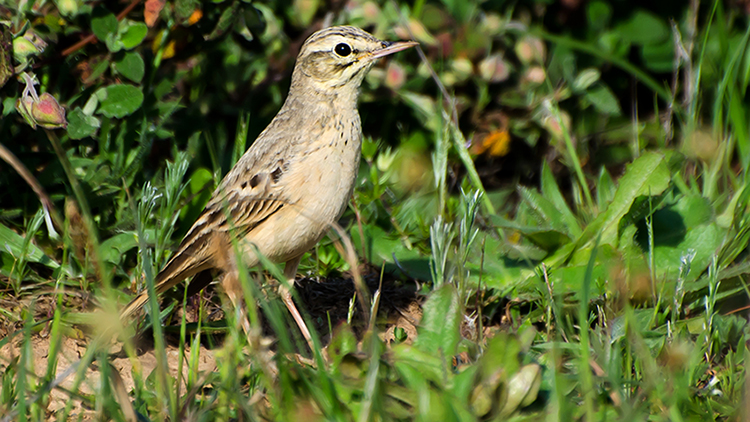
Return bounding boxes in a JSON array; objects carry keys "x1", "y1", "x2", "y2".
[{"x1": 305, "y1": 28, "x2": 376, "y2": 45}]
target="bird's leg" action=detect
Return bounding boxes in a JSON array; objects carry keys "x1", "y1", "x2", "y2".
[
  {"x1": 223, "y1": 268, "x2": 253, "y2": 339},
  {"x1": 281, "y1": 257, "x2": 313, "y2": 348},
  {"x1": 223, "y1": 267, "x2": 280, "y2": 377}
]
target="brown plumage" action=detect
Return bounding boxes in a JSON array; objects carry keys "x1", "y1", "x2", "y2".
[{"x1": 120, "y1": 26, "x2": 417, "y2": 342}]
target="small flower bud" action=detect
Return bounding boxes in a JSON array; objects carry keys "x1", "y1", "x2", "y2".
[
  {"x1": 15, "y1": 95, "x2": 36, "y2": 129},
  {"x1": 56, "y1": 0, "x2": 80, "y2": 17},
  {"x1": 384, "y1": 61, "x2": 406, "y2": 90},
  {"x1": 515, "y1": 36, "x2": 545, "y2": 65},
  {"x1": 521, "y1": 66, "x2": 546, "y2": 86},
  {"x1": 451, "y1": 57, "x2": 473, "y2": 81},
  {"x1": 31, "y1": 93, "x2": 68, "y2": 129},
  {"x1": 16, "y1": 84, "x2": 68, "y2": 131},
  {"x1": 478, "y1": 54, "x2": 510, "y2": 83},
  {"x1": 13, "y1": 37, "x2": 39, "y2": 63}
]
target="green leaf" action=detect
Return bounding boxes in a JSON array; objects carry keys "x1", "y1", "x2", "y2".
[
  {"x1": 2, "y1": 96, "x2": 15, "y2": 117},
  {"x1": 677, "y1": 195, "x2": 714, "y2": 227},
  {"x1": 504, "y1": 364, "x2": 542, "y2": 413},
  {"x1": 596, "y1": 167, "x2": 616, "y2": 210},
  {"x1": 573, "y1": 68, "x2": 600, "y2": 92},
  {"x1": 641, "y1": 40, "x2": 675, "y2": 73},
  {"x1": 600, "y1": 152, "x2": 670, "y2": 244},
  {"x1": 652, "y1": 223, "x2": 721, "y2": 281},
  {"x1": 328, "y1": 325, "x2": 358, "y2": 370},
  {"x1": 479, "y1": 333, "x2": 522, "y2": 381},
  {"x1": 103, "y1": 19, "x2": 148, "y2": 52},
  {"x1": 585, "y1": 84, "x2": 621, "y2": 115},
  {"x1": 414, "y1": 284, "x2": 461, "y2": 356},
  {"x1": 91, "y1": 7, "x2": 118, "y2": 42},
  {"x1": 113, "y1": 51, "x2": 145, "y2": 83},
  {"x1": 548, "y1": 260, "x2": 610, "y2": 293},
  {"x1": 547, "y1": 45, "x2": 576, "y2": 85},
  {"x1": 205, "y1": 0, "x2": 241, "y2": 41},
  {"x1": 636, "y1": 195, "x2": 721, "y2": 281},
  {"x1": 105, "y1": 32, "x2": 122, "y2": 53},
  {"x1": 616, "y1": 10, "x2": 669, "y2": 45},
  {"x1": 179, "y1": 167, "x2": 213, "y2": 235},
  {"x1": 119, "y1": 20, "x2": 148, "y2": 49},
  {"x1": 465, "y1": 235, "x2": 536, "y2": 291},
  {"x1": 471, "y1": 335, "x2": 523, "y2": 416},
  {"x1": 586, "y1": 0, "x2": 612, "y2": 33},
  {"x1": 99, "y1": 232, "x2": 138, "y2": 265},
  {"x1": 96, "y1": 84, "x2": 144, "y2": 118},
  {"x1": 490, "y1": 215, "x2": 571, "y2": 251},
  {"x1": 0, "y1": 223, "x2": 59, "y2": 270},
  {"x1": 518, "y1": 186, "x2": 570, "y2": 234},
  {"x1": 67, "y1": 107, "x2": 101, "y2": 139},
  {"x1": 540, "y1": 162, "x2": 582, "y2": 236},
  {"x1": 87, "y1": 58, "x2": 110, "y2": 83},
  {"x1": 349, "y1": 224, "x2": 431, "y2": 281},
  {"x1": 392, "y1": 344, "x2": 446, "y2": 386}
]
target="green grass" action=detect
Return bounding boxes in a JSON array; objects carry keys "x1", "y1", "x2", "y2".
[{"x1": 2, "y1": 0, "x2": 750, "y2": 420}]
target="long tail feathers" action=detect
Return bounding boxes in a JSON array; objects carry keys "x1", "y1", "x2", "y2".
[{"x1": 119, "y1": 251, "x2": 210, "y2": 322}]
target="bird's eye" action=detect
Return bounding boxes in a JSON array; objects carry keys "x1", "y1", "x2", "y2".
[{"x1": 334, "y1": 43, "x2": 352, "y2": 57}]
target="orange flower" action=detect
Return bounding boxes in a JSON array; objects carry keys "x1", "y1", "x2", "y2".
[
  {"x1": 188, "y1": 9, "x2": 203, "y2": 26},
  {"x1": 475, "y1": 129, "x2": 511, "y2": 157}
]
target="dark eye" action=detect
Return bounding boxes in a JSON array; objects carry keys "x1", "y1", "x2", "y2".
[{"x1": 334, "y1": 43, "x2": 352, "y2": 57}]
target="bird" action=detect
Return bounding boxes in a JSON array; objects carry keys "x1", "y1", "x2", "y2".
[{"x1": 120, "y1": 26, "x2": 418, "y2": 344}]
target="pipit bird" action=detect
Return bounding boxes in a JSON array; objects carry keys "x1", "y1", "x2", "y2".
[{"x1": 120, "y1": 26, "x2": 417, "y2": 343}]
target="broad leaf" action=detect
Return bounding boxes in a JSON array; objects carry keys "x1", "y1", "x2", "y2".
[
  {"x1": 0, "y1": 223, "x2": 59, "y2": 270},
  {"x1": 96, "y1": 84, "x2": 144, "y2": 118},
  {"x1": 119, "y1": 20, "x2": 148, "y2": 49},
  {"x1": 414, "y1": 284, "x2": 461, "y2": 356},
  {"x1": 91, "y1": 7, "x2": 117, "y2": 42},
  {"x1": 99, "y1": 232, "x2": 138, "y2": 265},
  {"x1": 113, "y1": 51, "x2": 145, "y2": 83},
  {"x1": 585, "y1": 84, "x2": 621, "y2": 115},
  {"x1": 67, "y1": 107, "x2": 101, "y2": 139},
  {"x1": 540, "y1": 162, "x2": 582, "y2": 236},
  {"x1": 600, "y1": 151, "x2": 670, "y2": 244}
]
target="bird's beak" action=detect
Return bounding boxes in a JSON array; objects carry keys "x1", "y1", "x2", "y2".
[{"x1": 366, "y1": 41, "x2": 419, "y2": 61}]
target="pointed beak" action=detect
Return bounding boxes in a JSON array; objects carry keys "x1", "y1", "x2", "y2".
[{"x1": 366, "y1": 40, "x2": 419, "y2": 61}]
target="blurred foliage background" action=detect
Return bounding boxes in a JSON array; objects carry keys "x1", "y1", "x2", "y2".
[{"x1": 2, "y1": 0, "x2": 748, "y2": 292}]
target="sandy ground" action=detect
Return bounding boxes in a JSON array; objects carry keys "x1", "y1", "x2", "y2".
[{"x1": 0, "y1": 275, "x2": 421, "y2": 420}]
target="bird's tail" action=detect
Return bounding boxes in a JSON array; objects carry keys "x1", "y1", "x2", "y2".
[{"x1": 119, "y1": 251, "x2": 211, "y2": 321}]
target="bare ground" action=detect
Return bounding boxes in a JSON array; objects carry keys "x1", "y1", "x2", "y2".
[{"x1": 0, "y1": 273, "x2": 422, "y2": 420}]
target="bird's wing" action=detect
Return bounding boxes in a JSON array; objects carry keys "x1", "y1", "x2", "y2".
[
  {"x1": 180, "y1": 151, "x2": 292, "y2": 254},
  {"x1": 120, "y1": 110, "x2": 310, "y2": 321},
  {"x1": 119, "y1": 156, "x2": 292, "y2": 321},
  {"x1": 120, "y1": 141, "x2": 293, "y2": 319}
]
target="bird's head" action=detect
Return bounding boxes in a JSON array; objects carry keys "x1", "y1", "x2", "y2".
[{"x1": 292, "y1": 26, "x2": 417, "y2": 94}]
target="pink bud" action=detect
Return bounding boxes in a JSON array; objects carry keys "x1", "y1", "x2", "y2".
[
  {"x1": 515, "y1": 36, "x2": 546, "y2": 65},
  {"x1": 31, "y1": 92, "x2": 67, "y2": 129},
  {"x1": 479, "y1": 55, "x2": 510, "y2": 83},
  {"x1": 521, "y1": 66, "x2": 546, "y2": 85},
  {"x1": 384, "y1": 61, "x2": 406, "y2": 90}
]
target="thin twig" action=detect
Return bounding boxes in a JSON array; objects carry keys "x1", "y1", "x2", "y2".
[
  {"x1": 61, "y1": 0, "x2": 141, "y2": 57},
  {"x1": 0, "y1": 141, "x2": 63, "y2": 230}
]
